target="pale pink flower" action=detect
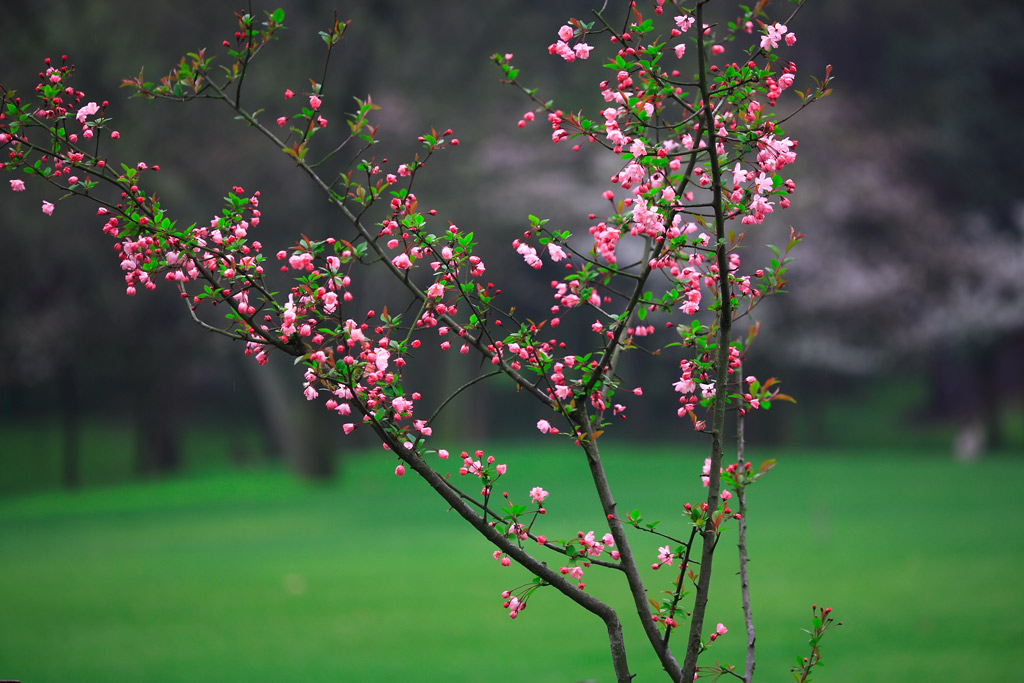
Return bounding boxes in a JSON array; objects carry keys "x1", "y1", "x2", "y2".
[
  {"x1": 675, "y1": 14, "x2": 695, "y2": 31},
  {"x1": 41, "y1": 201, "x2": 54, "y2": 216},
  {"x1": 529, "y1": 486, "x2": 549, "y2": 503},
  {"x1": 309, "y1": 94, "x2": 322, "y2": 110},
  {"x1": 288, "y1": 252, "x2": 313, "y2": 271},
  {"x1": 391, "y1": 253, "x2": 412, "y2": 269},
  {"x1": 536, "y1": 419, "x2": 552, "y2": 434},
  {"x1": 75, "y1": 101, "x2": 99, "y2": 123},
  {"x1": 322, "y1": 291, "x2": 338, "y2": 313},
  {"x1": 657, "y1": 545, "x2": 673, "y2": 565},
  {"x1": 547, "y1": 243, "x2": 568, "y2": 261},
  {"x1": 573, "y1": 43, "x2": 593, "y2": 60},
  {"x1": 674, "y1": 43, "x2": 686, "y2": 58},
  {"x1": 391, "y1": 395, "x2": 412, "y2": 415},
  {"x1": 557, "y1": 25, "x2": 573, "y2": 42},
  {"x1": 760, "y1": 23, "x2": 787, "y2": 50},
  {"x1": 9, "y1": 179, "x2": 25, "y2": 192},
  {"x1": 731, "y1": 162, "x2": 748, "y2": 188}
]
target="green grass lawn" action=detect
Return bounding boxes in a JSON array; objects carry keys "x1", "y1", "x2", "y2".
[{"x1": 1, "y1": 444, "x2": 1022, "y2": 682}]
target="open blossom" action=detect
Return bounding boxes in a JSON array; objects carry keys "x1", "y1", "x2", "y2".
[
  {"x1": 41, "y1": 201, "x2": 54, "y2": 216},
  {"x1": 75, "y1": 101, "x2": 99, "y2": 123},
  {"x1": 547, "y1": 243, "x2": 568, "y2": 261},
  {"x1": 536, "y1": 419, "x2": 552, "y2": 434},
  {"x1": 9, "y1": 179, "x2": 25, "y2": 192},
  {"x1": 760, "y1": 22, "x2": 788, "y2": 50},
  {"x1": 309, "y1": 94, "x2": 322, "y2": 110},
  {"x1": 675, "y1": 14, "x2": 695, "y2": 31},
  {"x1": 529, "y1": 486, "x2": 549, "y2": 503},
  {"x1": 657, "y1": 545, "x2": 673, "y2": 565}
]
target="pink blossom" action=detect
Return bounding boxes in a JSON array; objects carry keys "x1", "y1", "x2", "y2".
[
  {"x1": 657, "y1": 545, "x2": 673, "y2": 565},
  {"x1": 9, "y1": 179, "x2": 25, "y2": 192},
  {"x1": 674, "y1": 44, "x2": 686, "y2": 58},
  {"x1": 276, "y1": 116, "x2": 287, "y2": 127},
  {"x1": 391, "y1": 253, "x2": 412, "y2": 269},
  {"x1": 557, "y1": 25, "x2": 573, "y2": 42},
  {"x1": 41, "y1": 201, "x2": 54, "y2": 216},
  {"x1": 760, "y1": 23, "x2": 787, "y2": 50},
  {"x1": 536, "y1": 419, "x2": 552, "y2": 434},
  {"x1": 547, "y1": 243, "x2": 568, "y2": 261},
  {"x1": 391, "y1": 395, "x2": 412, "y2": 415},
  {"x1": 573, "y1": 43, "x2": 594, "y2": 60},
  {"x1": 75, "y1": 101, "x2": 99, "y2": 124},
  {"x1": 529, "y1": 486, "x2": 549, "y2": 503},
  {"x1": 309, "y1": 94, "x2": 322, "y2": 110},
  {"x1": 674, "y1": 14, "x2": 695, "y2": 31},
  {"x1": 288, "y1": 252, "x2": 313, "y2": 271},
  {"x1": 322, "y1": 291, "x2": 338, "y2": 313},
  {"x1": 284, "y1": 89, "x2": 294, "y2": 99},
  {"x1": 496, "y1": 463, "x2": 507, "y2": 475},
  {"x1": 721, "y1": 489, "x2": 733, "y2": 501},
  {"x1": 394, "y1": 464, "x2": 405, "y2": 477},
  {"x1": 717, "y1": 623, "x2": 728, "y2": 636}
]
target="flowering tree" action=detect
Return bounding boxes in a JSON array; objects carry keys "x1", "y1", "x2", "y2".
[{"x1": 1, "y1": 1, "x2": 838, "y2": 680}]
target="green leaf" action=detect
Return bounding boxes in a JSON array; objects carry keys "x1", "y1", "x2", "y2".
[{"x1": 271, "y1": 8, "x2": 284, "y2": 23}]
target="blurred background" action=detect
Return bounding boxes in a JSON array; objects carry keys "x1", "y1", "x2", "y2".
[{"x1": 1, "y1": 1, "x2": 1022, "y2": 681}]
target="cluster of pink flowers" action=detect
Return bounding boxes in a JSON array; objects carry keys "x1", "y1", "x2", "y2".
[
  {"x1": 500, "y1": 7, "x2": 805, "y2": 442},
  {"x1": 548, "y1": 24, "x2": 593, "y2": 62}
]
